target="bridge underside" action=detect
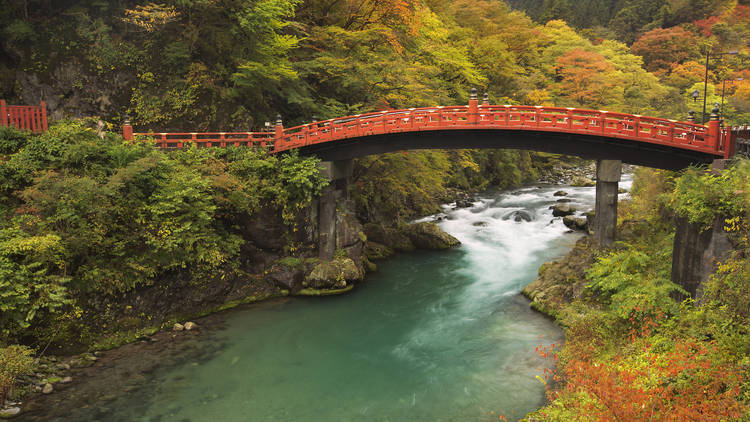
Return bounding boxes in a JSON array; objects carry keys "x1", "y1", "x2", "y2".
[{"x1": 295, "y1": 129, "x2": 718, "y2": 170}]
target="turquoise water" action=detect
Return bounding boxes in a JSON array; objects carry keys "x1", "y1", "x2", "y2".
[{"x1": 54, "y1": 180, "x2": 632, "y2": 422}]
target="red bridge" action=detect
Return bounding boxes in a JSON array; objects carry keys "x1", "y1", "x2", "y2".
[{"x1": 122, "y1": 93, "x2": 736, "y2": 170}]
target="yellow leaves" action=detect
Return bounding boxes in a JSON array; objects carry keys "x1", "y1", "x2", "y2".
[
  {"x1": 526, "y1": 89, "x2": 553, "y2": 106},
  {"x1": 122, "y1": 3, "x2": 179, "y2": 32}
]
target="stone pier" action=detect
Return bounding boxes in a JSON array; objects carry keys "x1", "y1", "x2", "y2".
[
  {"x1": 318, "y1": 159, "x2": 354, "y2": 260},
  {"x1": 594, "y1": 159, "x2": 622, "y2": 248}
]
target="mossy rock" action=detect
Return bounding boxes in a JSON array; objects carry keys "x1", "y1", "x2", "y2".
[
  {"x1": 570, "y1": 176, "x2": 595, "y2": 187},
  {"x1": 402, "y1": 222, "x2": 460, "y2": 250},
  {"x1": 305, "y1": 256, "x2": 364, "y2": 289},
  {"x1": 364, "y1": 223, "x2": 415, "y2": 252},
  {"x1": 364, "y1": 241, "x2": 394, "y2": 260}
]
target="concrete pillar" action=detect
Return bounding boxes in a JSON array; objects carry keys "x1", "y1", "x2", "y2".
[
  {"x1": 318, "y1": 159, "x2": 353, "y2": 259},
  {"x1": 594, "y1": 159, "x2": 621, "y2": 248}
]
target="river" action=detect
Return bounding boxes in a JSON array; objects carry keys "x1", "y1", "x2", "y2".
[{"x1": 29, "y1": 178, "x2": 630, "y2": 422}]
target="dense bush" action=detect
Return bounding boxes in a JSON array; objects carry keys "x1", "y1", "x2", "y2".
[{"x1": 0, "y1": 123, "x2": 326, "y2": 344}]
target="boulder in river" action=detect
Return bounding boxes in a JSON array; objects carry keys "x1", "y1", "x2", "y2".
[
  {"x1": 184, "y1": 322, "x2": 197, "y2": 331},
  {"x1": 553, "y1": 190, "x2": 568, "y2": 197},
  {"x1": 306, "y1": 256, "x2": 364, "y2": 289},
  {"x1": 570, "y1": 176, "x2": 595, "y2": 187},
  {"x1": 364, "y1": 223, "x2": 415, "y2": 252},
  {"x1": 501, "y1": 210, "x2": 534, "y2": 222},
  {"x1": 172, "y1": 323, "x2": 184, "y2": 331},
  {"x1": 551, "y1": 204, "x2": 576, "y2": 217},
  {"x1": 42, "y1": 383, "x2": 53, "y2": 394},
  {"x1": 563, "y1": 215, "x2": 589, "y2": 231},
  {"x1": 0, "y1": 407, "x2": 21, "y2": 419},
  {"x1": 402, "y1": 222, "x2": 461, "y2": 250},
  {"x1": 556, "y1": 198, "x2": 572, "y2": 203}
]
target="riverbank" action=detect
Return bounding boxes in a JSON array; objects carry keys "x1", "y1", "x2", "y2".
[
  {"x1": 521, "y1": 165, "x2": 750, "y2": 420},
  {"x1": 6, "y1": 174, "x2": 604, "y2": 421}
]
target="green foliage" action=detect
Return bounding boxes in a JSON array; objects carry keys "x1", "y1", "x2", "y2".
[
  {"x1": 0, "y1": 345, "x2": 35, "y2": 402},
  {"x1": 0, "y1": 122, "x2": 325, "y2": 343},
  {"x1": 585, "y1": 236, "x2": 683, "y2": 319},
  {"x1": 668, "y1": 163, "x2": 747, "y2": 228}
]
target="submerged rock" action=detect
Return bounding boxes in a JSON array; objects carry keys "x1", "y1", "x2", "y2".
[{"x1": 402, "y1": 222, "x2": 461, "y2": 250}]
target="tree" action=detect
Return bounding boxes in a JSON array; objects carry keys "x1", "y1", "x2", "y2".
[
  {"x1": 631, "y1": 27, "x2": 699, "y2": 75},
  {"x1": 553, "y1": 49, "x2": 617, "y2": 106}
]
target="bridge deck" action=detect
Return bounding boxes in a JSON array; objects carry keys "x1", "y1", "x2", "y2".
[{"x1": 123, "y1": 101, "x2": 733, "y2": 168}]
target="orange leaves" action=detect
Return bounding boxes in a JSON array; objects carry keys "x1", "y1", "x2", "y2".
[
  {"x1": 553, "y1": 49, "x2": 616, "y2": 106},
  {"x1": 561, "y1": 338, "x2": 747, "y2": 421},
  {"x1": 631, "y1": 27, "x2": 699, "y2": 75}
]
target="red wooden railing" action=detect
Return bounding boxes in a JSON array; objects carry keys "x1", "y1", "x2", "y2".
[
  {"x1": 123, "y1": 99, "x2": 731, "y2": 158},
  {"x1": 0, "y1": 100, "x2": 48, "y2": 133}
]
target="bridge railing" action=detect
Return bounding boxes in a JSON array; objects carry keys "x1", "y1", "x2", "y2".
[
  {"x1": 273, "y1": 104, "x2": 722, "y2": 156},
  {"x1": 128, "y1": 131, "x2": 275, "y2": 148},
  {"x1": 124, "y1": 102, "x2": 727, "y2": 158},
  {"x1": 1, "y1": 100, "x2": 48, "y2": 133}
]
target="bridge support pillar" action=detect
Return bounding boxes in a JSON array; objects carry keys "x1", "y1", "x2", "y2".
[
  {"x1": 318, "y1": 160, "x2": 353, "y2": 260},
  {"x1": 594, "y1": 159, "x2": 621, "y2": 248}
]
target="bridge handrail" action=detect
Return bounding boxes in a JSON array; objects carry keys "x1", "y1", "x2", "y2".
[
  {"x1": 123, "y1": 102, "x2": 729, "y2": 158},
  {"x1": 1, "y1": 100, "x2": 48, "y2": 133}
]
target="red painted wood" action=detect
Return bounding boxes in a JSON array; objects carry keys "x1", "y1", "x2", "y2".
[
  {"x1": 130, "y1": 104, "x2": 732, "y2": 158},
  {"x1": 0, "y1": 100, "x2": 48, "y2": 133}
]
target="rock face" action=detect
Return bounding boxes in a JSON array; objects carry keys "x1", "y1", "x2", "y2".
[
  {"x1": 522, "y1": 237, "x2": 597, "y2": 318},
  {"x1": 671, "y1": 216, "x2": 733, "y2": 300},
  {"x1": 364, "y1": 242, "x2": 394, "y2": 260},
  {"x1": 402, "y1": 222, "x2": 461, "y2": 250},
  {"x1": 551, "y1": 204, "x2": 576, "y2": 217},
  {"x1": 306, "y1": 257, "x2": 365, "y2": 289},
  {"x1": 364, "y1": 223, "x2": 415, "y2": 252}
]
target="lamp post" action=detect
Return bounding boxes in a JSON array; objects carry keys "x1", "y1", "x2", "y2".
[
  {"x1": 720, "y1": 77, "x2": 744, "y2": 121},
  {"x1": 701, "y1": 49, "x2": 739, "y2": 124}
]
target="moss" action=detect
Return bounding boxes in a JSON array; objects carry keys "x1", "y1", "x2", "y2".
[
  {"x1": 275, "y1": 257, "x2": 305, "y2": 269},
  {"x1": 364, "y1": 241, "x2": 394, "y2": 260},
  {"x1": 296, "y1": 285, "x2": 355, "y2": 296}
]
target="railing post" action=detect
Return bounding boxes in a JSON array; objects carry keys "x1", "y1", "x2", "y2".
[
  {"x1": 122, "y1": 115, "x2": 134, "y2": 141},
  {"x1": 468, "y1": 88, "x2": 479, "y2": 124},
  {"x1": 274, "y1": 114, "x2": 284, "y2": 141},
  {"x1": 0, "y1": 100, "x2": 7, "y2": 128},
  {"x1": 723, "y1": 128, "x2": 734, "y2": 158},
  {"x1": 707, "y1": 103, "x2": 721, "y2": 152},
  {"x1": 40, "y1": 101, "x2": 48, "y2": 132}
]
